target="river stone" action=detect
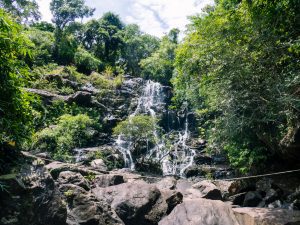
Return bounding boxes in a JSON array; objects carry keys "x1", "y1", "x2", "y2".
[{"x1": 158, "y1": 198, "x2": 239, "y2": 225}]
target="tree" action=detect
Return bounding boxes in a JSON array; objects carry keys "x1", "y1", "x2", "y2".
[
  {"x1": 50, "y1": 0, "x2": 94, "y2": 30},
  {"x1": 113, "y1": 115, "x2": 158, "y2": 149},
  {"x1": 172, "y1": 0, "x2": 300, "y2": 172},
  {"x1": 0, "y1": 9, "x2": 33, "y2": 146},
  {"x1": 0, "y1": 0, "x2": 40, "y2": 23},
  {"x1": 140, "y1": 29, "x2": 179, "y2": 85},
  {"x1": 82, "y1": 12, "x2": 124, "y2": 65},
  {"x1": 122, "y1": 24, "x2": 159, "y2": 76}
]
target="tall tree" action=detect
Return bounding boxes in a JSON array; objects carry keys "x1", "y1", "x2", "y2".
[
  {"x1": 140, "y1": 29, "x2": 179, "y2": 85},
  {"x1": 0, "y1": 0, "x2": 40, "y2": 23},
  {"x1": 50, "y1": 0, "x2": 94, "y2": 30},
  {"x1": 82, "y1": 12, "x2": 124, "y2": 65}
]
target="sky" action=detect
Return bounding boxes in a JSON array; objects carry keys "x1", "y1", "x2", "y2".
[{"x1": 37, "y1": 0, "x2": 214, "y2": 37}]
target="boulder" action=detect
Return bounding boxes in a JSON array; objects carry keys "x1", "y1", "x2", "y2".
[
  {"x1": 155, "y1": 177, "x2": 177, "y2": 190},
  {"x1": 91, "y1": 174, "x2": 124, "y2": 188},
  {"x1": 243, "y1": 191, "x2": 263, "y2": 207},
  {"x1": 45, "y1": 161, "x2": 104, "y2": 179},
  {"x1": 59, "y1": 184, "x2": 123, "y2": 225},
  {"x1": 92, "y1": 180, "x2": 161, "y2": 225},
  {"x1": 57, "y1": 171, "x2": 90, "y2": 191},
  {"x1": 90, "y1": 159, "x2": 108, "y2": 171},
  {"x1": 158, "y1": 198, "x2": 239, "y2": 225},
  {"x1": 233, "y1": 207, "x2": 300, "y2": 225},
  {"x1": 0, "y1": 166, "x2": 67, "y2": 225},
  {"x1": 191, "y1": 180, "x2": 223, "y2": 200},
  {"x1": 66, "y1": 91, "x2": 92, "y2": 106}
]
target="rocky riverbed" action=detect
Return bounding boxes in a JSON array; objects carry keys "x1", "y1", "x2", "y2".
[{"x1": 1, "y1": 152, "x2": 300, "y2": 225}]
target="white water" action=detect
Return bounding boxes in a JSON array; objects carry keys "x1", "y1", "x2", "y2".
[{"x1": 115, "y1": 80, "x2": 195, "y2": 176}]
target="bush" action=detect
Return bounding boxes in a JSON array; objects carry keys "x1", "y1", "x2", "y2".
[
  {"x1": 74, "y1": 48, "x2": 103, "y2": 74},
  {"x1": 113, "y1": 115, "x2": 158, "y2": 147},
  {"x1": 0, "y1": 9, "x2": 33, "y2": 146},
  {"x1": 32, "y1": 114, "x2": 97, "y2": 161}
]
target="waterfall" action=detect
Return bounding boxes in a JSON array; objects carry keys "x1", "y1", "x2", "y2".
[{"x1": 115, "y1": 79, "x2": 195, "y2": 176}]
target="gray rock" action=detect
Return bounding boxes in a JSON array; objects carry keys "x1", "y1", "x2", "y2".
[
  {"x1": 57, "y1": 171, "x2": 90, "y2": 191},
  {"x1": 90, "y1": 159, "x2": 108, "y2": 171},
  {"x1": 59, "y1": 184, "x2": 123, "y2": 225},
  {"x1": 159, "y1": 198, "x2": 239, "y2": 225},
  {"x1": 243, "y1": 191, "x2": 263, "y2": 207},
  {"x1": 192, "y1": 180, "x2": 223, "y2": 200},
  {"x1": 92, "y1": 174, "x2": 124, "y2": 188},
  {"x1": 92, "y1": 180, "x2": 161, "y2": 225},
  {"x1": 0, "y1": 166, "x2": 67, "y2": 225}
]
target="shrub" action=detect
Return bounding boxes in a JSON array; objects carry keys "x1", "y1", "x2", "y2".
[
  {"x1": 74, "y1": 48, "x2": 103, "y2": 74},
  {"x1": 32, "y1": 114, "x2": 96, "y2": 161}
]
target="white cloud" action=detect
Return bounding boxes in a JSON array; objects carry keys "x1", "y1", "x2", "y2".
[{"x1": 36, "y1": 0, "x2": 214, "y2": 37}]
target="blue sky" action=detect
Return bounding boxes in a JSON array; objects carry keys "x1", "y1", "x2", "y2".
[{"x1": 37, "y1": 0, "x2": 214, "y2": 37}]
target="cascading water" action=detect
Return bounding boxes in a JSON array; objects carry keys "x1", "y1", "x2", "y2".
[{"x1": 115, "y1": 79, "x2": 195, "y2": 176}]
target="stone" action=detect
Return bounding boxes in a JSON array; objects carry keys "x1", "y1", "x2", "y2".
[
  {"x1": 45, "y1": 161, "x2": 104, "y2": 179},
  {"x1": 191, "y1": 180, "x2": 223, "y2": 200},
  {"x1": 57, "y1": 171, "x2": 90, "y2": 191},
  {"x1": 66, "y1": 91, "x2": 92, "y2": 106},
  {"x1": 228, "y1": 192, "x2": 247, "y2": 206},
  {"x1": 159, "y1": 198, "x2": 239, "y2": 225},
  {"x1": 155, "y1": 177, "x2": 177, "y2": 190},
  {"x1": 92, "y1": 180, "x2": 161, "y2": 225},
  {"x1": 243, "y1": 191, "x2": 263, "y2": 207},
  {"x1": 90, "y1": 159, "x2": 108, "y2": 171},
  {"x1": 91, "y1": 174, "x2": 124, "y2": 188},
  {"x1": 233, "y1": 207, "x2": 300, "y2": 225},
  {"x1": 0, "y1": 165, "x2": 67, "y2": 225},
  {"x1": 59, "y1": 184, "x2": 123, "y2": 225}
]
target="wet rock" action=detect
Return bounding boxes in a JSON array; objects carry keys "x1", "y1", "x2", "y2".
[
  {"x1": 233, "y1": 207, "x2": 300, "y2": 225},
  {"x1": 92, "y1": 180, "x2": 161, "y2": 225},
  {"x1": 57, "y1": 171, "x2": 90, "y2": 191},
  {"x1": 193, "y1": 154, "x2": 212, "y2": 165},
  {"x1": 59, "y1": 184, "x2": 123, "y2": 225},
  {"x1": 159, "y1": 198, "x2": 239, "y2": 225},
  {"x1": 91, "y1": 174, "x2": 124, "y2": 188},
  {"x1": 243, "y1": 191, "x2": 263, "y2": 207},
  {"x1": 184, "y1": 165, "x2": 204, "y2": 177},
  {"x1": 0, "y1": 166, "x2": 67, "y2": 225},
  {"x1": 192, "y1": 180, "x2": 223, "y2": 200}
]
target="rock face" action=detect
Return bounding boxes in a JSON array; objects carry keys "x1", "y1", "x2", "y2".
[{"x1": 0, "y1": 165, "x2": 67, "y2": 225}]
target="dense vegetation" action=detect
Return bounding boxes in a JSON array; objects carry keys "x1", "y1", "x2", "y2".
[{"x1": 0, "y1": 0, "x2": 299, "y2": 174}]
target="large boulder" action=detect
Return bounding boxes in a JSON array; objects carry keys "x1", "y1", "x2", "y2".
[
  {"x1": 92, "y1": 179, "x2": 182, "y2": 225},
  {"x1": 0, "y1": 165, "x2": 67, "y2": 225},
  {"x1": 233, "y1": 207, "x2": 300, "y2": 225},
  {"x1": 59, "y1": 184, "x2": 123, "y2": 225},
  {"x1": 158, "y1": 198, "x2": 239, "y2": 225}
]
